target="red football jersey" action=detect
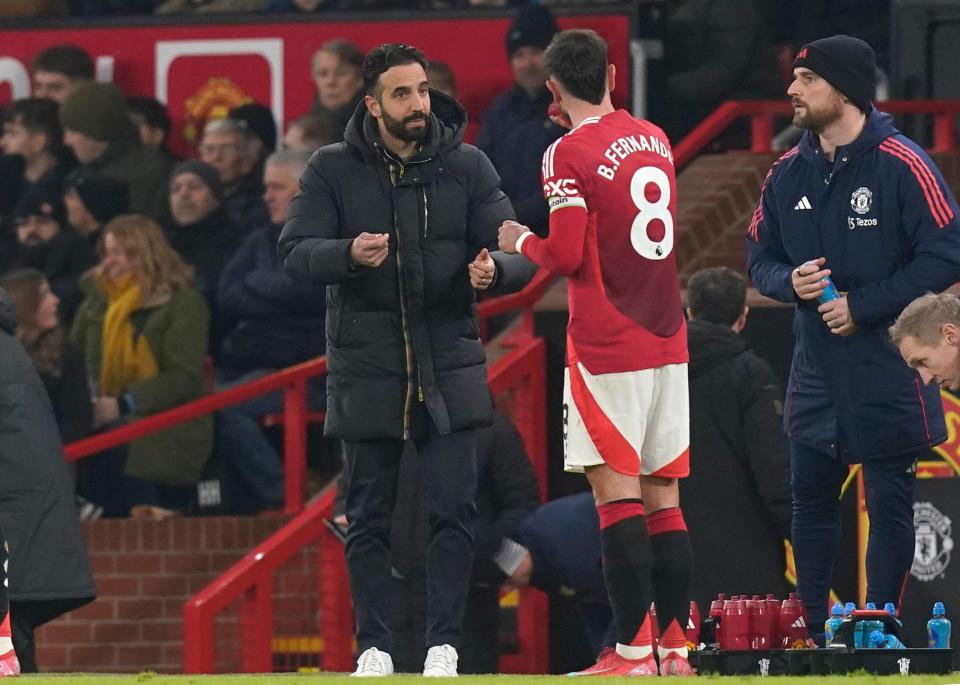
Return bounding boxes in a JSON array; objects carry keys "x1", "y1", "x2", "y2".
[{"x1": 519, "y1": 109, "x2": 687, "y2": 374}]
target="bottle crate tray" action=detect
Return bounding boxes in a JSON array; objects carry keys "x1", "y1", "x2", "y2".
[{"x1": 691, "y1": 647, "x2": 953, "y2": 676}]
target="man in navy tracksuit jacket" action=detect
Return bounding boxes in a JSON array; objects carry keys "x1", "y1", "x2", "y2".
[{"x1": 747, "y1": 35, "x2": 960, "y2": 640}]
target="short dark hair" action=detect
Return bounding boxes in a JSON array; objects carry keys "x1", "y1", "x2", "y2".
[
  {"x1": 361, "y1": 43, "x2": 428, "y2": 97},
  {"x1": 687, "y1": 267, "x2": 747, "y2": 326},
  {"x1": 3, "y1": 98, "x2": 63, "y2": 154},
  {"x1": 544, "y1": 29, "x2": 608, "y2": 105},
  {"x1": 31, "y1": 44, "x2": 95, "y2": 81},
  {"x1": 127, "y1": 96, "x2": 171, "y2": 135}
]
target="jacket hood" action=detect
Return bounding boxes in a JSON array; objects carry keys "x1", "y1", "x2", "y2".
[
  {"x1": 798, "y1": 107, "x2": 899, "y2": 161},
  {"x1": 343, "y1": 88, "x2": 467, "y2": 160},
  {"x1": 0, "y1": 287, "x2": 19, "y2": 334},
  {"x1": 687, "y1": 319, "x2": 748, "y2": 379}
]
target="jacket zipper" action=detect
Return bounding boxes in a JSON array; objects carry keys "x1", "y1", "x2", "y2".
[
  {"x1": 381, "y1": 147, "x2": 430, "y2": 437},
  {"x1": 422, "y1": 186, "x2": 429, "y2": 238},
  {"x1": 391, "y1": 164, "x2": 415, "y2": 439}
]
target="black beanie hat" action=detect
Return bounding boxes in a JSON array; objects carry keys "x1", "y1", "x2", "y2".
[
  {"x1": 792, "y1": 35, "x2": 876, "y2": 112},
  {"x1": 229, "y1": 102, "x2": 277, "y2": 151},
  {"x1": 505, "y1": 4, "x2": 558, "y2": 59},
  {"x1": 13, "y1": 181, "x2": 66, "y2": 227},
  {"x1": 64, "y1": 168, "x2": 130, "y2": 225},
  {"x1": 170, "y1": 160, "x2": 224, "y2": 202}
]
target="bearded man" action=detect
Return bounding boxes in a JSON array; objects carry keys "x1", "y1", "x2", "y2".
[{"x1": 746, "y1": 34, "x2": 960, "y2": 644}]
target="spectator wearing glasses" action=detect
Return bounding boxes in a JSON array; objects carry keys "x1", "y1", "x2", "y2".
[{"x1": 198, "y1": 117, "x2": 270, "y2": 236}]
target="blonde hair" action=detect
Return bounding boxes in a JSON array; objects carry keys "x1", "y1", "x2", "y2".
[
  {"x1": 98, "y1": 214, "x2": 194, "y2": 298},
  {"x1": 889, "y1": 292, "x2": 960, "y2": 345}
]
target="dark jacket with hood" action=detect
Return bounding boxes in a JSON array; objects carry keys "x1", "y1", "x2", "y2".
[
  {"x1": 0, "y1": 287, "x2": 96, "y2": 607},
  {"x1": 218, "y1": 223, "x2": 327, "y2": 371},
  {"x1": 223, "y1": 170, "x2": 271, "y2": 238},
  {"x1": 85, "y1": 127, "x2": 174, "y2": 223},
  {"x1": 747, "y1": 109, "x2": 960, "y2": 462},
  {"x1": 165, "y1": 204, "x2": 242, "y2": 359},
  {"x1": 683, "y1": 319, "x2": 792, "y2": 611},
  {"x1": 475, "y1": 85, "x2": 563, "y2": 236},
  {"x1": 280, "y1": 89, "x2": 537, "y2": 440}
]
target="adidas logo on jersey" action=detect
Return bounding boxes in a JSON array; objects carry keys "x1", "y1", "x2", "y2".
[
  {"x1": 791, "y1": 617, "x2": 807, "y2": 629},
  {"x1": 794, "y1": 196, "x2": 812, "y2": 210}
]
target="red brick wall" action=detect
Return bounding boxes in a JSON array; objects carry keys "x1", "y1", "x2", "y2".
[
  {"x1": 675, "y1": 151, "x2": 960, "y2": 283},
  {"x1": 34, "y1": 516, "x2": 292, "y2": 673}
]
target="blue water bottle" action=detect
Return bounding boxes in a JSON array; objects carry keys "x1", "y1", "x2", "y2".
[
  {"x1": 802, "y1": 261, "x2": 840, "y2": 303},
  {"x1": 844, "y1": 602, "x2": 856, "y2": 617},
  {"x1": 865, "y1": 602, "x2": 877, "y2": 610},
  {"x1": 870, "y1": 630, "x2": 906, "y2": 649},
  {"x1": 928, "y1": 602, "x2": 952, "y2": 648},
  {"x1": 825, "y1": 602, "x2": 844, "y2": 646},
  {"x1": 884, "y1": 602, "x2": 902, "y2": 628}
]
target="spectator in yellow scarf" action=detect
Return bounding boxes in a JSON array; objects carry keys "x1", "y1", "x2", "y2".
[{"x1": 71, "y1": 215, "x2": 213, "y2": 516}]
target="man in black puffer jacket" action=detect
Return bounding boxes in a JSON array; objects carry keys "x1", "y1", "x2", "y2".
[
  {"x1": 280, "y1": 43, "x2": 536, "y2": 677},
  {"x1": 683, "y1": 267, "x2": 793, "y2": 613}
]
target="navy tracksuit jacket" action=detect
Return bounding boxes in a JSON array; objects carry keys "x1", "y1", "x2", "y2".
[
  {"x1": 747, "y1": 109, "x2": 960, "y2": 463},
  {"x1": 747, "y1": 108, "x2": 960, "y2": 630}
]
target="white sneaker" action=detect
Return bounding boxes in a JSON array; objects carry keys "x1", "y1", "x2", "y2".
[
  {"x1": 423, "y1": 644, "x2": 459, "y2": 677},
  {"x1": 351, "y1": 647, "x2": 394, "y2": 677}
]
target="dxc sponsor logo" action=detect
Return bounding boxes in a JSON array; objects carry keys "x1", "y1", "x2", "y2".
[{"x1": 543, "y1": 178, "x2": 579, "y2": 197}]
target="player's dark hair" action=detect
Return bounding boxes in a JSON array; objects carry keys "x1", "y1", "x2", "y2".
[
  {"x1": 544, "y1": 29, "x2": 608, "y2": 105},
  {"x1": 2, "y1": 98, "x2": 63, "y2": 155},
  {"x1": 687, "y1": 267, "x2": 747, "y2": 327},
  {"x1": 31, "y1": 44, "x2": 94, "y2": 81},
  {"x1": 361, "y1": 44, "x2": 428, "y2": 98}
]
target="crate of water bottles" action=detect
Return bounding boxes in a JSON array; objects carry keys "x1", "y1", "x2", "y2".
[{"x1": 691, "y1": 593, "x2": 953, "y2": 676}]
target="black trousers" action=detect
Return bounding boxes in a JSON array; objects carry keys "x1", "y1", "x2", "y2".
[
  {"x1": 343, "y1": 427, "x2": 478, "y2": 654},
  {"x1": 10, "y1": 599, "x2": 82, "y2": 673},
  {"x1": 790, "y1": 441, "x2": 916, "y2": 631}
]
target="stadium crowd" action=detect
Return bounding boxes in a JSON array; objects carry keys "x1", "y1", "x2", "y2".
[{"x1": 2, "y1": 0, "x2": 953, "y2": 677}]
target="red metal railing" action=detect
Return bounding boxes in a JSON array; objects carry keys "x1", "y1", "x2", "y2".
[
  {"x1": 65, "y1": 269, "x2": 559, "y2": 515},
  {"x1": 65, "y1": 357, "x2": 327, "y2": 515},
  {"x1": 672, "y1": 99, "x2": 960, "y2": 169},
  {"x1": 182, "y1": 335, "x2": 548, "y2": 674},
  {"x1": 172, "y1": 270, "x2": 554, "y2": 675}
]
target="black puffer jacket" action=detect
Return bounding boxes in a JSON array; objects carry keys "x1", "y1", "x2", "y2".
[{"x1": 280, "y1": 91, "x2": 536, "y2": 439}]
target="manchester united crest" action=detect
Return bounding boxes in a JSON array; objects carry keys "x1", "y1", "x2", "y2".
[
  {"x1": 911, "y1": 501, "x2": 953, "y2": 582},
  {"x1": 850, "y1": 186, "x2": 873, "y2": 215},
  {"x1": 182, "y1": 77, "x2": 252, "y2": 147}
]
